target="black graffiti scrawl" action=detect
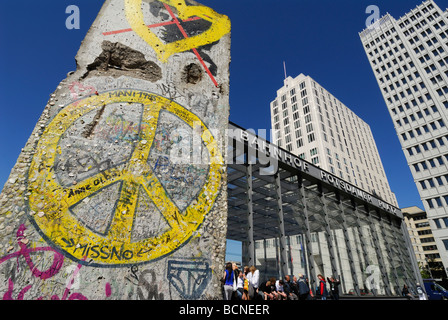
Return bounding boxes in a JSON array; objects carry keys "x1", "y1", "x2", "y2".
[
  {"x1": 167, "y1": 259, "x2": 211, "y2": 299},
  {"x1": 146, "y1": 0, "x2": 219, "y2": 77}
]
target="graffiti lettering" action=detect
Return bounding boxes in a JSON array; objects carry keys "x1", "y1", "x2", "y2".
[
  {"x1": 62, "y1": 240, "x2": 139, "y2": 261},
  {"x1": 137, "y1": 270, "x2": 164, "y2": 300}
]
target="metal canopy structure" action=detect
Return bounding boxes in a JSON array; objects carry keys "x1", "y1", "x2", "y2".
[{"x1": 226, "y1": 122, "x2": 422, "y2": 297}]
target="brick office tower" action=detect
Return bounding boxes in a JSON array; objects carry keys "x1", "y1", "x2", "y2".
[
  {"x1": 0, "y1": 0, "x2": 231, "y2": 300},
  {"x1": 360, "y1": 0, "x2": 448, "y2": 274}
]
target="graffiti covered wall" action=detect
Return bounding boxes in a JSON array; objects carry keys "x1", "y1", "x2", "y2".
[{"x1": 0, "y1": 0, "x2": 230, "y2": 300}]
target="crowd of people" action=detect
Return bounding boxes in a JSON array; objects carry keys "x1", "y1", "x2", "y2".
[{"x1": 222, "y1": 262, "x2": 341, "y2": 301}]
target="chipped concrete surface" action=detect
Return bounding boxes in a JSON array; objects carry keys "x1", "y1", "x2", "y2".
[{"x1": 0, "y1": 0, "x2": 230, "y2": 300}]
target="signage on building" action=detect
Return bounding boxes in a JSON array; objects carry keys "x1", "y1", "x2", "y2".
[{"x1": 229, "y1": 123, "x2": 402, "y2": 217}]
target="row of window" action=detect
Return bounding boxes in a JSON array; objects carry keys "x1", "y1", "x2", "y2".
[
  {"x1": 434, "y1": 217, "x2": 448, "y2": 229},
  {"x1": 371, "y1": 18, "x2": 448, "y2": 113},
  {"x1": 385, "y1": 75, "x2": 427, "y2": 104},
  {"x1": 407, "y1": 135, "x2": 448, "y2": 157},
  {"x1": 426, "y1": 195, "x2": 448, "y2": 209},
  {"x1": 376, "y1": 38, "x2": 448, "y2": 105},
  {"x1": 382, "y1": 71, "x2": 425, "y2": 94},
  {"x1": 393, "y1": 102, "x2": 439, "y2": 118},
  {"x1": 393, "y1": 95, "x2": 434, "y2": 120},
  {"x1": 413, "y1": 220, "x2": 429, "y2": 228},
  {"x1": 421, "y1": 237, "x2": 435, "y2": 243},
  {"x1": 418, "y1": 229, "x2": 433, "y2": 236},
  {"x1": 365, "y1": 3, "x2": 436, "y2": 52},
  {"x1": 423, "y1": 245, "x2": 438, "y2": 251},
  {"x1": 400, "y1": 118, "x2": 446, "y2": 140},
  {"x1": 397, "y1": 109, "x2": 445, "y2": 128},
  {"x1": 419, "y1": 174, "x2": 448, "y2": 190},
  {"x1": 402, "y1": 12, "x2": 443, "y2": 41},
  {"x1": 398, "y1": 4, "x2": 436, "y2": 30},
  {"x1": 412, "y1": 154, "x2": 448, "y2": 173},
  {"x1": 365, "y1": 28, "x2": 398, "y2": 51}
]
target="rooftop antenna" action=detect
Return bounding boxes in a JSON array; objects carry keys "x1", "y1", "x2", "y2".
[{"x1": 283, "y1": 61, "x2": 288, "y2": 80}]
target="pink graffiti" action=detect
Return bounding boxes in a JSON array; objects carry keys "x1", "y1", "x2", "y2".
[
  {"x1": 3, "y1": 279, "x2": 31, "y2": 300},
  {"x1": 48, "y1": 256, "x2": 88, "y2": 300},
  {"x1": 1, "y1": 225, "x2": 112, "y2": 300},
  {"x1": 69, "y1": 81, "x2": 98, "y2": 105},
  {"x1": 0, "y1": 225, "x2": 64, "y2": 280},
  {"x1": 105, "y1": 282, "x2": 112, "y2": 298}
]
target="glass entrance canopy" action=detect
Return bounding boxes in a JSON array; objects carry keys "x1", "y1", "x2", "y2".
[{"x1": 226, "y1": 122, "x2": 422, "y2": 297}]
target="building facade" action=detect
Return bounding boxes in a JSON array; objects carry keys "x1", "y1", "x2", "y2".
[
  {"x1": 227, "y1": 123, "x2": 422, "y2": 297},
  {"x1": 360, "y1": 0, "x2": 448, "y2": 273},
  {"x1": 270, "y1": 74, "x2": 398, "y2": 206},
  {"x1": 402, "y1": 206, "x2": 445, "y2": 277}
]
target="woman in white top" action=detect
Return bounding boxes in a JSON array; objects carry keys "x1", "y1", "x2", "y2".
[
  {"x1": 246, "y1": 266, "x2": 261, "y2": 300},
  {"x1": 236, "y1": 271, "x2": 244, "y2": 299}
]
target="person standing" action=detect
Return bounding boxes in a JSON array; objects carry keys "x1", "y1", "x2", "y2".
[
  {"x1": 222, "y1": 262, "x2": 234, "y2": 300},
  {"x1": 231, "y1": 263, "x2": 239, "y2": 299},
  {"x1": 246, "y1": 265, "x2": 262, "y2": 300},
  {"x1": 402, "y1": 284, "x2": 414, "y2": 300},
  {"x1": 236, "y1": 270, "x2": 245, "y2": 300},
  {"x1": 327, "y1": 276, "x2": 341, "y2": 300},
  {"x1": 316, "y1": 274, "x2": 328, "y2": 300},
  {"x1": 297, "y1": 273, "x2": 311, "y2": 300}
]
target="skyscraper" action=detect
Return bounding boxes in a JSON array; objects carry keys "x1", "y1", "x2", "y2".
[
  {"x1": 360, "y1": 0, "x2": 448, "y2": 273},
  {"x1": 270, "y1": 73, "x2": 398, "y2": 206}
]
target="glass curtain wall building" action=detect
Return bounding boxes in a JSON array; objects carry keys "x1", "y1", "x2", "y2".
[{"x1": 226, "y1": 122, "x2": 422, "y2": 297}]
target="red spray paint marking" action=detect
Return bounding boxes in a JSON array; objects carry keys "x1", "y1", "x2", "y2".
[
  {"x1": 103, "y1": 5, "x2": 219, "y2": 88},
  {"x1": 162, "y1": 3, "x2": 219, "y2": 88},
  {"x1": 102, "y1": 17, "x2": 202, "y2": 36}
]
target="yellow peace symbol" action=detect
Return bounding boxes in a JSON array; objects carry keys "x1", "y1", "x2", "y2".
[{"x1": 27, "y1": 89, "x2": 223, "y2": 266}]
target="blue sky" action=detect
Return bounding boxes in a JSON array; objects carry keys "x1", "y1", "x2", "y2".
[{"x1": 2, "y1": 0, "x2": 447, "y2": 217}]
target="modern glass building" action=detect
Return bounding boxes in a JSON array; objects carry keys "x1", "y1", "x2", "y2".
[{"x1": 226, "y1": 122, "x2": 422, "y2": 297}]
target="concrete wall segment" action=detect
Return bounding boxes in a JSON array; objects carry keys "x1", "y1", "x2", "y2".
[{"x1": 0, "y1": 0, "x2": 230, "y2": 300}]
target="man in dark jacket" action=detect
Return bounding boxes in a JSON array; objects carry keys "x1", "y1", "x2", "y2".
[
  {"x1": 283, "y1": 275, "x2": 298, "y2": 300},
  {"x1": 297, "y1": 273, "x2": 311, "y2": 300},
  {"x1": 327, "y1": 276, "x2": 341, "y2": 300},
  {"x1": 259, "y1": 280, "x2": 274, "y2": 300}
]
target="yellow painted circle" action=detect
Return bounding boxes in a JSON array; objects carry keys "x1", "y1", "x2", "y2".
[
  {"x1": 124, "y1": 0, "x2": 231, "y2": 63},
  {"x1": 27, "y1": 90, "x2": 223, "y2": 266}
]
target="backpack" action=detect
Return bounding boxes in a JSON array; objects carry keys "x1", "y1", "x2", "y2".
[{"x1": 298, "y1": 279, "x2": 309, "y2": 295}]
